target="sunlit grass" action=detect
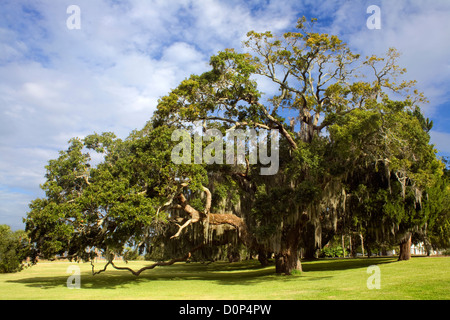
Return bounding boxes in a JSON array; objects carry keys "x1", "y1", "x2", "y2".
[{"x1": 0, "y1": 257, "x2": 448, "y2": 300}]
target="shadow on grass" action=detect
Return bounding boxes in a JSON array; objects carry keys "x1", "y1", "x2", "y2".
[
  {"x1": 302, "y1": 257, "x2": 397, "y2": 272},
  {"x1": 6, "y1": 257, "x2": 397, "y2": 290},
  {"x1": 6, "y1": 261, "x2": 273, "y2": 290},
  {"x1": 6, "y1": 273, "x2": 145, "y2": 290}
]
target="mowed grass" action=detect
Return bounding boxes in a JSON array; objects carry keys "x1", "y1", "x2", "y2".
[{"x1": 0, "y1": 257, "x2": 448, "y2": 300}]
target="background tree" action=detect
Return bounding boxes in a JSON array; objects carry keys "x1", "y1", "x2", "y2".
[
  {"x1": 330, "y1": 99, "x2": 444, "y2": 260},
  {"x1": 0, "y1": 225, "x2": 30, "y2": 273},
  {"x1": 419, "y1": 166, "x2": 450, "y2": 253}
]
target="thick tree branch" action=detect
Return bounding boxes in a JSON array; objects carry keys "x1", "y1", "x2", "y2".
[
  {"x1": 251, "y1": 101, "x2": 298, "y2": 150},
  {"x1": 202, "y1": 186, "x2": 212, "y2": 214},
  {"x1": 75, "y1": 174, "x2": 91, "y2": 186},
  {"x1": 207, "y1": 212, "x2": 258, "y2": 250},
  {"x1": 168, "y1": 188, "x2": 204, "y2": 239},
  {"x1": 199, "y1": 116, "x2": 270, "y2": 130},
  {"x1": 177, "y1": 194, "x2": 202, "y2": 222},
  {"x1": 170, "y1": 219, "x2": 194, "y2": 239}
]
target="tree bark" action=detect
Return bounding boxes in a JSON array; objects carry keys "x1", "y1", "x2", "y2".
[
  {"x1": 274, "y1": 219, "x2": 306, "y2": 275},
  {"x1": 424, "y1": 236, "x2": 432, "y2": 256},
  {"x1": 360, "y1": 233, "x2": 365, "y2": 257},
  {"x1": 257, "y1": 250, "x2": 270, "y2": 266},
  {"x1": 301, "y1": 222, "x2": 319, "y2": 260},
  {"x1": 227, "y1": 246, "x2": 241, "y2": 263},
  {"x1": 275, "y1": 250, "x2": 302, "y2": 275},
  {"x1": 398, "y1": 233, "x2": 412, "y2": 261}
]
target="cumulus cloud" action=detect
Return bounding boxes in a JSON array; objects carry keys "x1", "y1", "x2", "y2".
[
  {"x1": 0, "y1": 0, "x2": 299, "y2": 229},
  {"x1": 430, "y1": 131, "x2": 450, "y2": 155},
  {"x1": 314, "y1": 1, "x2": 450, "y2": 117},
  {"x1": 0, "y1": 0, "x2": 449, "y2": 230}
]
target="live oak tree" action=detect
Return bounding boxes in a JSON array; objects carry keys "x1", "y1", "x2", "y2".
[
  {"x1": 152, "y1": 17, "x2": 437, "y2": 270},
  {"x1": 25, "y1": 18, "x2": 446, "y2": 275}
]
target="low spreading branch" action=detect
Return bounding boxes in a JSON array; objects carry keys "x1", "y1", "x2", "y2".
[{"x1": 91, "y1": 244, "x2": 205, "y2": 276}]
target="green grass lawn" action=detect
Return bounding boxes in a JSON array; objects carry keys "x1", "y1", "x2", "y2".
[{"x1": 0, "y1": 256, "x2": 448, "y2": 300}]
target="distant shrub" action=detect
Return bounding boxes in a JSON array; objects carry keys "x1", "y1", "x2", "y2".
[
  {"x1": 319, "y1": 245, "x2": 344, "y2": 258},
  {"x1": 0, "y1": 225, "x2": 30, "y2": 273}
]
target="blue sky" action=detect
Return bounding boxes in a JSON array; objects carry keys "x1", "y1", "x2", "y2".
[{"x1": 1, "y1": 0, "x2": 449, "y2": 230}]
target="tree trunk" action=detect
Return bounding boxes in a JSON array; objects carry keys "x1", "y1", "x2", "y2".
[
  {"x1": 257, "y1": 250, "x2": 270, "y2": 266},
  {"x1": 275, "y1": 221, "x2": 304, "y2": 275},
  {"x1": 398, "y1": 233, "x2": 412, "y2": 261},
  {"x1": 301, "y1": 222, "x2": 319, "y2": 260},
  {"x1": 350, "y1": 234, "x2": 359, "y2": 258},
  {"x1": 349, "y1": 235, "x2": 353, "y2": 258},
  {"x1": 302, "y1": 245, "x2": 318, "y2": 260},
  {"x1": 275, "y1": 250, "x2": 302, "y2": 275},
  {"x1": 360, "y1": 233, "x2": 365, "y2": 257},
  {"x1": 424, "y1": 236, "x2": 432, "y2": 256},
  {"x1": 227, "y1": 251, "x2": 240, "y2": 263}
]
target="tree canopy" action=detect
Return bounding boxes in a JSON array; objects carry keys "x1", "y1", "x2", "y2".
[{"x1": 24, "y1": 18, "x2": 448, "y2": 275}]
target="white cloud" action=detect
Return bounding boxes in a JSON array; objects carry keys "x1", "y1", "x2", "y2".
[
  {"x1": 0, "y1": 146, "x2": 54, "y2": 190},
  {"x1": 319, "y1": 1, "x2": 450, "y2": 117},
  {"x1": 1, "y1": 0, "x2": 450, "y2": 230},
  {"x1": 0, "y1": 188, "x2": 31, "y2": 230},
  {"x1": 430, "y1": 131, "x2": 450, "y2": 155}
]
